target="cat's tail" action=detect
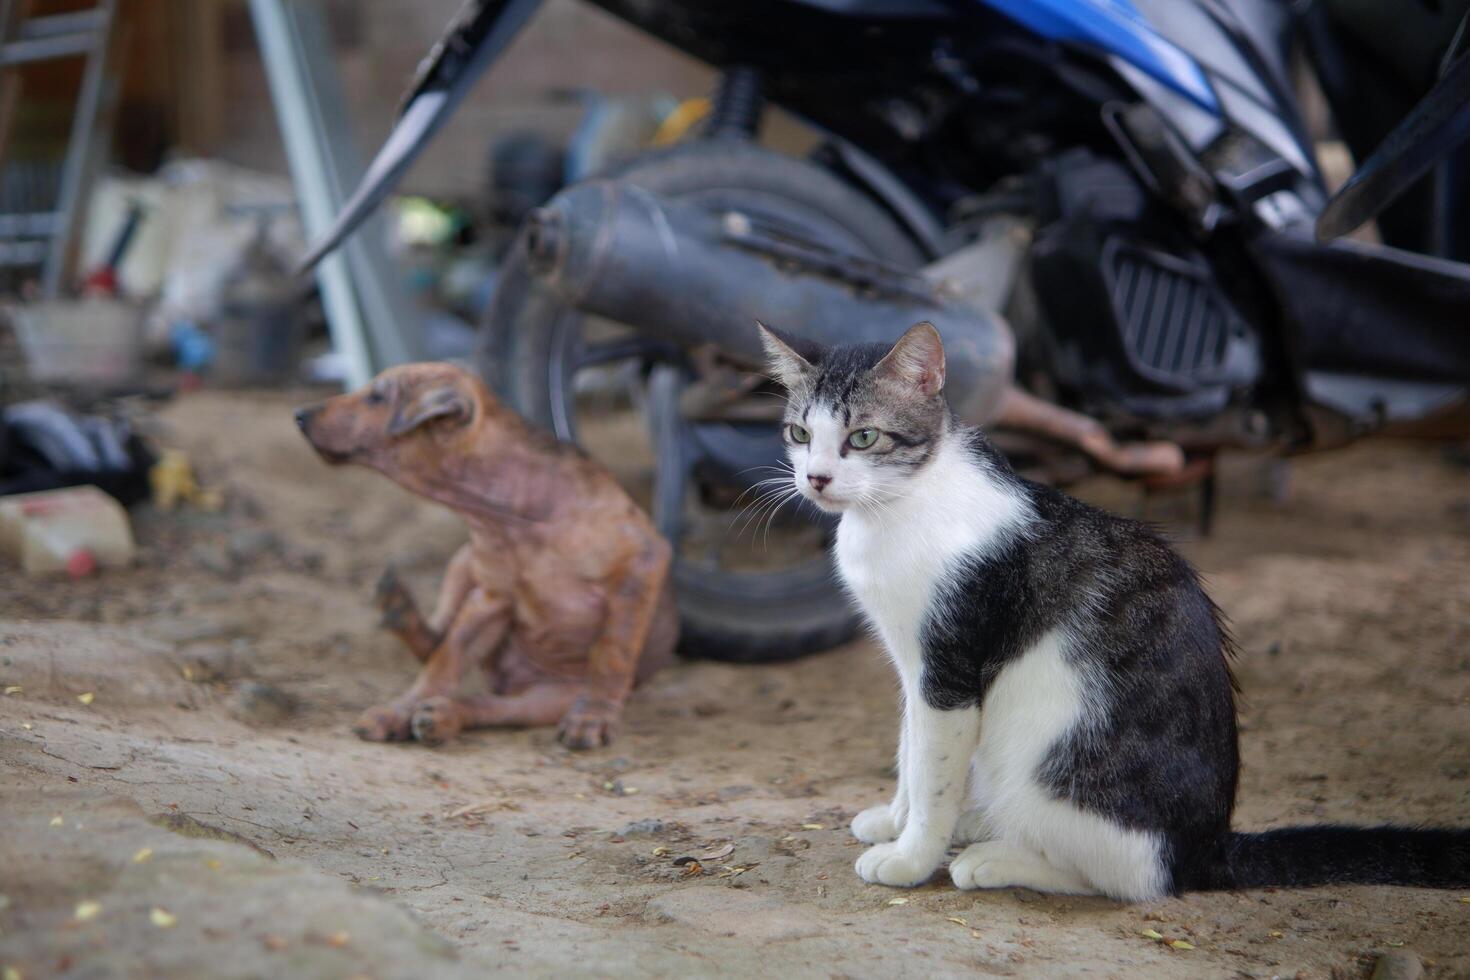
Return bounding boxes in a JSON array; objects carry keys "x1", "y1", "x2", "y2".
[{"x1": 1210, "y1": 826, "x2": 1470, "y2": 889}]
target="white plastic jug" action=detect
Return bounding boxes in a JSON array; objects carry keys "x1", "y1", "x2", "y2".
[{"x1": 0, "y1": 486, "x2": 136, "y2": 577}]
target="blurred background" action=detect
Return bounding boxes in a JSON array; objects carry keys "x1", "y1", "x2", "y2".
[
  {"x1": 2, "y1": 0, "x2": 1469, "y2": 655},
  {"x1": 0, "y1": 0, "x2": 747, "y2": 385}
]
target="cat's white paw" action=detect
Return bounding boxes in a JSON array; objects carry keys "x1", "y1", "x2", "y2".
[
  {"x1": 855, "y1": 842, "x2": 939, "y2": 887},
  {"x1": 950, "y1": 841, "x2": 1019, "y2": 890},
  {"x1": 949, "y1": 840, "x2": 1094, "y2": 894},
  {"x1": 851, "y1": 805, "x2": 901, "y2": 843}
]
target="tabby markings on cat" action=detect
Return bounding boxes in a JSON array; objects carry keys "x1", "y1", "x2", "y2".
[{"x1": 761, "y1": 319, "x2": 1470, "y2": 900}]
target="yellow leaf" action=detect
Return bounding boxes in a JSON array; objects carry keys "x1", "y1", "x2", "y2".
[
  {"x1": 623, "y1": 787, "x2": 640, "y2": 795},
  {"x1": 1140, "y1": 928, "x2": 1164, "y2": 941},
  {"x1": 1385, "y1": 941, "x2": 1405, "y2": 948},
  {"x1": 971, "y1": 929, "x2": 982, "y2": 939},
  {"x1": 652, "y1": 846, "x2": 669, "y2": 857},
  {"x1": 1169, "y1": 940, "x2": 1195, "y2": 951},
  {"x1": 150, "y1": 908, "x2": 178, "y2": 929},
  {"x1": 4, "y1": 965, "x2": 21, "y2": 980},
  {"x1": 1459, "y1": 897, "x2": 1470, "y2": 904},
  {"x1": 946, "y1": 916, "x2": 968, "y2": 926},
  {"x1": 132, "y1": 847, "x2": 153, "y2": 864},
  {"x1": 3, "y1": 686, "x2": 21, "y2": 696},
  {"x1": 77, "y1": 692, "x2": 95, "y2": 706},
  {"x1": 1268, "y1": 930, "x2": 1284, "y2": 939},
  {"x1": 49, "y1": 815, "x2": 63, "y2": 827},
  {"x1": 21, "y1": 723, "x2": 31, "y2": 730},
  {"x1": 74, "y1": 900, "x2": 102, "y2": 922},
  {"x1": 801, "y1": 823, "x2": 824, "y2": 831},
  {"x1": 887, "y1": 897, "x2": 909, "y2": 906}
]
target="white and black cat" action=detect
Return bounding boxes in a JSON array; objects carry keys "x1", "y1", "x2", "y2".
[{"x1": 761, "y1": 319, "x2": 1470, "y2": 900}]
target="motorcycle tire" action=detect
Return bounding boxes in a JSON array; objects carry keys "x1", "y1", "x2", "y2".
[{"x1": 478, "y1": 140, "x2": 925, "y2": 663}]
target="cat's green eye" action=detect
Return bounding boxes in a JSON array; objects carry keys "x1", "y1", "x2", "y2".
[
  {"x1": 847, "y1": 428, "x2": 879, "y2": 449},
  {"x1": 787, "y1": 423, "x2": 811, "y2": 444}
]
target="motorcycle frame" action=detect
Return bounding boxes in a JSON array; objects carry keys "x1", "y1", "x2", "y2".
[{"x1": 304, "y1": 0, "x2": 1469, "y2": 451}]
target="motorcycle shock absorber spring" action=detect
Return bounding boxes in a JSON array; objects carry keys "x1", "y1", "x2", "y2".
[{"x1": 703, "y1": 66, "x2": 765, "y2": 140}]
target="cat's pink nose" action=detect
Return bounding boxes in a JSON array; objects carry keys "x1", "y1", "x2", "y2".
[{"x1": 807, "y1": 473, "x2": 832, "y2": 492}]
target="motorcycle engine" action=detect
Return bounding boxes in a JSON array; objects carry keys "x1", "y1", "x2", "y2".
[{"x1": 1027, "y1": 150, "x2": 1261, "y2": 421}]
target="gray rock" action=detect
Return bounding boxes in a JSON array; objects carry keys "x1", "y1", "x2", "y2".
[
  {"x1": 618, "y1": 818, "x2": 668, "y2": 836},
  {"x1": 0, "y1": 789, "x2": 478, "y2": 978},
  {"x1": 190, "y1": 542, "x2": 237, "y2": 577},
  {"x1": 226, "y1": 681, "x2": 298, "y2": 727},
  {"x1": 227, "y1": 528, "x2": 280, "y2": 564},
  {"x1": 1371, "y1": 949, "x2": 1424, "y2": 980},
  {"x1": 178, "y1": 642, "x2": 238, "y2": 682}
]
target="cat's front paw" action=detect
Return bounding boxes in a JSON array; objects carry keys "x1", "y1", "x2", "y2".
[
  {"x1": 851, "y1": 805, "x2": 901, "y2": 843},
  {"x1": 855, "y1": 842, "x2": 939, "y2": 888}
]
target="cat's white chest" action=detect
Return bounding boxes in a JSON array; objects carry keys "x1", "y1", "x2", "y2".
[
  {"x1": 834, "y1": 444, "x2": 1030, "y2": 672},
  {"x1": 836, "y1": 515, "x2": 947, "y2": 668}
]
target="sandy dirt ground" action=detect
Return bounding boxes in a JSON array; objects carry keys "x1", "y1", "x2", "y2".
[{"x1": 2, "y1": 387, "x2": 1468, "y2": 979}]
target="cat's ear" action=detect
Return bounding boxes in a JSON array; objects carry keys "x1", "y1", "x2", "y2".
[
  {"x1": 757, "y1": 321, "x2": 816, "y2": 389},
  {"x1": 875, "y1": 321, "x2": 945, "y2": 396}
]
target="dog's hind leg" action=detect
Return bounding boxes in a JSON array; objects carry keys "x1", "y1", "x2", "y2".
[
  {"x1": 354, "y1": 587, "x2": 509, "y2": 742},
  {"x1": 374, "y1": 567, "x2": 439, "y2": 662},
  {"x1": 374, "y1": 546, "x2": 478, "y2": 663},
  {"x1": 409, "y1": 684, "x2": 581, "y2": 745}
]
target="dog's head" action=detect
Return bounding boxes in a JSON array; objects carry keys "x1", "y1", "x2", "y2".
[{"x1": 295, "y1": 362, "x2": 496, "y2": 496}]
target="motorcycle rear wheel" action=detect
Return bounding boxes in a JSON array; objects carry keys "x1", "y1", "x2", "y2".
[{"x1": 478, "y1": 141, "x2": 925, "y2": 662}]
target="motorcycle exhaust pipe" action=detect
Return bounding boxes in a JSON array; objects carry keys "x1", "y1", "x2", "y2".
[{"x1": 522, "y1": 181, "x2": 1014, "y2": 423}]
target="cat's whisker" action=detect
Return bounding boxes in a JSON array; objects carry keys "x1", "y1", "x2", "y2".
[
  {"x1": 758, "y1": 486, "x2": 803, "y2": 550},
  {"x1": 731, "y1": 475, "x2": 798, "y2": 510},
  {"x1": 730, "y1": 491, "x2": 791, "y2": 539},
  {"x1": 726, "y1": 478, "x2": 787, "y2": 525},
  {"x1": 733, "y1": 462, "x2": 795, "y2": 478},
  {"x1": 731, "y1": 483, "x2": 801, "y2": 540}
]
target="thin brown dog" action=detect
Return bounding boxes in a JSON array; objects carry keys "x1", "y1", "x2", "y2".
[{"x1": 295, "y1": 362, "x2": 677, "y2": 749}]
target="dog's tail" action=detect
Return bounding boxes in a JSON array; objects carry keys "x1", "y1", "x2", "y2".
[{"x1": 1203, "y1": 826, "x2": 1470, "y2": 890}]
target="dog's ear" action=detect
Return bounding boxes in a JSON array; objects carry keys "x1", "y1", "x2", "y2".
[
  {"x1": 757, "y1": 320, "x2": 818, "y2": 390},
  {"x1": 387, "y1": 383, "x2": 471, "y2": 436}
]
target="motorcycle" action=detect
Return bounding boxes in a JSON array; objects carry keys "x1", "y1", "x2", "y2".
[{"x1": 301, "y1": 0, "x2": 1470, "y2": 662}]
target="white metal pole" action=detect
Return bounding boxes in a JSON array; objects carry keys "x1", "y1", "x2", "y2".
[{"x1": 247, "y1": 0, "x2": 373, "y2": 389}]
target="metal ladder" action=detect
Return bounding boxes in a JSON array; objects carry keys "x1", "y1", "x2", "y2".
[{"x1": 0, "y1": 0, "x2": 115, "y2": 296}]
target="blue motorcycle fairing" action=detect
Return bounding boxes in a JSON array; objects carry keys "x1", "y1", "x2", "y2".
[{"x1": 975, "y1": 0, "x2": 1220, "y2": 113}]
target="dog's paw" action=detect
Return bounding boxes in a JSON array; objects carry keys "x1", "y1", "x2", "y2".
[
  {"x1": 851, "y1": 805, "x2": 902, "y2": 844},
  {"x1": 352, "y1": 703, "x2": 412, "y2": 742},
  {"x1": 410, "y1": 696, "x2": 461, "y2": 746},
  {"x1": 557, "y1": 697, "x2": 618, "y2": 750},
  {"x1": 855, "y1": 842, "x2": 939, "y2": 888}
]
